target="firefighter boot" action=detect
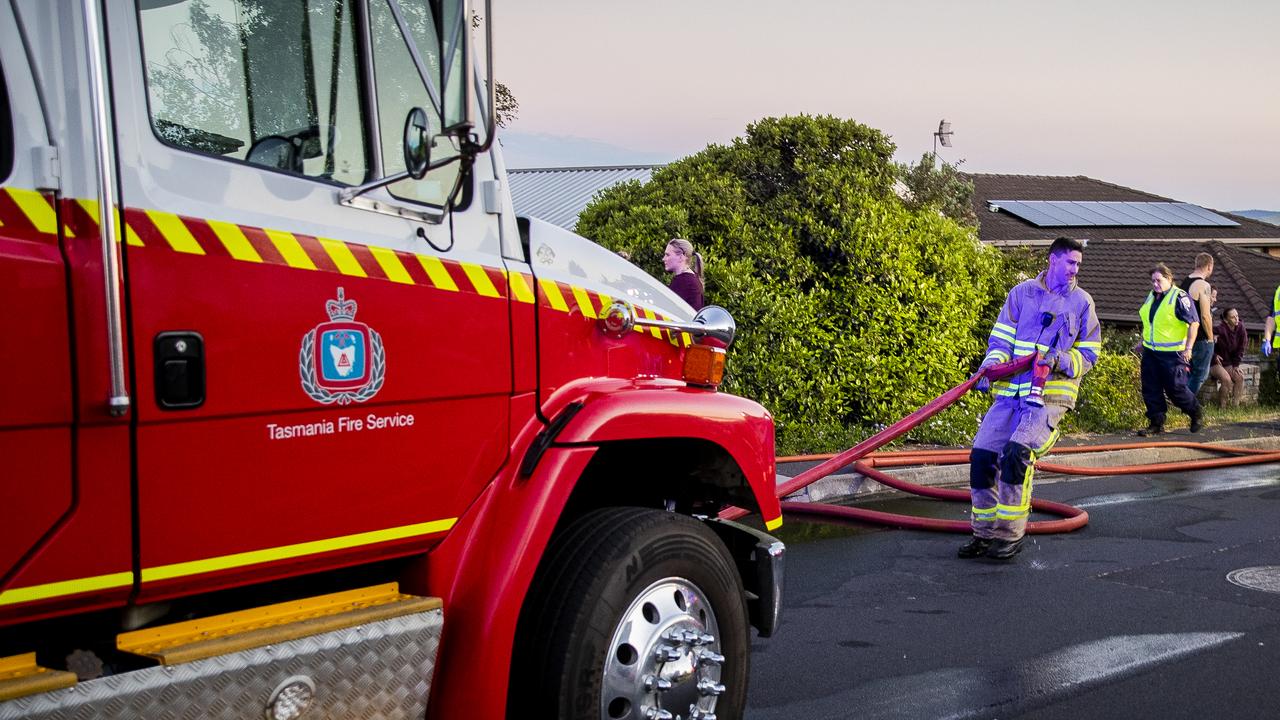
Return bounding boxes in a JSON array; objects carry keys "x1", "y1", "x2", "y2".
[
  {"x1": 961, "y1": 448, "x2": 1000, "y2": 558},
  {"x1": 986, "y1": 537, "x2": 1024, "y2": 560},
  {"x1": 1189, "y1": 409, "x2": 1204, "y2": 433},
  {"x1": 958, "y1": 537, "x2": 994, "y2": 559},
  {"x1": 1137, "y1": 421, "x2": 1164, "y2": 437}
]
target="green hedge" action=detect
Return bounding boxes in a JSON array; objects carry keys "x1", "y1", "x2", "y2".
[
  {"x1": 576, "y1": 115, "x2": 1155, "y2": 451},
  {"x1": 576, "y1": 115, "x2": 1009, "y2": 454},
  {"x1": 1062, "y1": 352, "x2": 1148, "y2": 433}
]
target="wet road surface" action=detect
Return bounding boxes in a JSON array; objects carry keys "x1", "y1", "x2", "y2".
[{"x1": 746, "y1": 465, "x2": 1280, "y2": 719}]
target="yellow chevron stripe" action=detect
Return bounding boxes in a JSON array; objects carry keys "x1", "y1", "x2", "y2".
[
  {"x1": 146, "y1": 209, "x2": 204, "y2": 255},
  {"x1": 418, "y1": 255, "x2": 458, "y2": 291},
  {"x1": 7, "y1": 188, "x2": 61, "y2": 236},
  {"x1": 140, "y1": 518, "x2": 457, "y2": 583},
  {"x1": 76, "y1": 199, "x2": 142, "y2": 246},
  {"x1": 264, "y1": 229, "x2": 316, "y2": 270},
  {"x1": 461, "y1": 262, "x2": 500, "y2": 298},
  {"x1": 319, "y1": 237, "x2": 367, "y2": 277},
  {"x1": 541, "y1": 279, "x2": 569, "y2": 312},
  {"x1": 765, "y1": 516, "x2": 783, "y2": 531},
  {"x1": 369, "y1": 246, "x2": 413, "y2": 284},
  {"x1": 0, "y1": 571, "x2": 133, "y2": 607},
  {"x1": 507, "y1": 271, "x2": 535, "y2": 304},
  {"x1": 206, "y1": 218, "x2": 261, "y2": 262},
  {"x1": 571, "y1": 285, "x2": 597, "y2": 318},
  {"x1": 639, "y1": 307, "x2": 662, "y2": 338}
]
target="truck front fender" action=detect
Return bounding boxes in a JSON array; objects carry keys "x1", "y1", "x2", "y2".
[
  {"x1": 419, "y1": 378, "x2": 778, "y2": 720},
  {"x1": 551, "y1": 377, "x2": 781, "y2": 527}
]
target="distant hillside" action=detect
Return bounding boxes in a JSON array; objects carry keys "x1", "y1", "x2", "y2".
[
  {"x1": 498, "y1": 131, "x2": 671, "y2": 169},
  {"x1": 1234, "y1": 209, "x2": 1280, "y2": 225}
]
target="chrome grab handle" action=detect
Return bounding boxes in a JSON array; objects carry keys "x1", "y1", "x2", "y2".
[
  {"x1": 601, "y1": 302, "x2": 736, "y2": 349},
  {"x1": 82, "y1": 0, "x2": 130, "y2": 416}
]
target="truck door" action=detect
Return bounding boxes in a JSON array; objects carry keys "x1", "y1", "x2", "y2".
[
  {"x1": 113, "y1": 0, "x2": 510, "y2": 601},
  {"x1": 0, "y1": 13, "x2": 70, "y2": 609},
  {"x1": 0, "y1": 1, "x2": 136, "y2": 622}
]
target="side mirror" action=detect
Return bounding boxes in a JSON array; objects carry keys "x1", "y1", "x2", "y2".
[{"x1": 404, "y1": 107, "x2": 431, "y2": 180}]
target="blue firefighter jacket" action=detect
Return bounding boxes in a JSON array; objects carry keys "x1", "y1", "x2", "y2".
[{"x1": 984, "y1": 272, "x2": 1102, "y2": 410}]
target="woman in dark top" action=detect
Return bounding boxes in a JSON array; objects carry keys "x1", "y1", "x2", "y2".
[
  {"x1": 1209, "y1": 307, "x2": 1247, "y2": 407},
  {"x1": 663, "y1": 238, "x2": 704, "y2": 310}
]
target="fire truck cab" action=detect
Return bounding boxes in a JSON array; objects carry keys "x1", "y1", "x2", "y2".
[{"x1": 0, "y1": 1, "x2": 783, "y2": 718}]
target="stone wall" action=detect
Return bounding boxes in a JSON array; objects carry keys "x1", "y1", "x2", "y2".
[{"x1": 1197, "y1": 361, "x2": 1261, "y2": 407}]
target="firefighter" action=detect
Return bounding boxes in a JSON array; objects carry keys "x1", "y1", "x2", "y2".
[
  {"x1": 1137, "y1": 263, "x2": 1202, "y2": 436},
  {"x1": 962, "y1": 237, "x2": 1101, "y2": 560}
]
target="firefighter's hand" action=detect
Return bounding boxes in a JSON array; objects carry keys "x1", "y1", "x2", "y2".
[
  {"x1": 1265, "y1": 339, "x2": 1273, "y2": 357},
  {"x1": 975, "y1": 357, "x2": 1000, "y2": 393},
  {"x1": 1040, "y1": 350, "x2": 1072, "y2": 377}
]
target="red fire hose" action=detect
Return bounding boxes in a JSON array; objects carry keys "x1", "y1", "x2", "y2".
[{"x1": 723, "y1": 355, "x2": 1280, "y2": 534}]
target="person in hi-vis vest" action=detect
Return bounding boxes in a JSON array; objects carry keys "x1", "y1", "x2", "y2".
[{"x1": 1137, "y1": 262, "x2": 1202, "y2": 436}]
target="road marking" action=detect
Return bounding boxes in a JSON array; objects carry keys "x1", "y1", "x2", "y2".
[{"x1": 746, "y1": 632, "x2": 1244, "y2": 720}]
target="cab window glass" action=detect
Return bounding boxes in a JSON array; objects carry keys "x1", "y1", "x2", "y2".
[
  {"x1": 0, "y1": 58, "x2": 12, "y2": 183},
  {"x1": 369, "y1": 0, "x2": 461, "y2": 206},
  {"x1": 138, "y1": 0, "x2": 367, "y2": 185}
]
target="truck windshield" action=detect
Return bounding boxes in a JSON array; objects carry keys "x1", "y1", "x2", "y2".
[
  {"x1": 138, "y1": 0, "x2": 468, "y2": 211},
  {"x1": 139, "y1": 0, "x2": 368, "y2": 185}
]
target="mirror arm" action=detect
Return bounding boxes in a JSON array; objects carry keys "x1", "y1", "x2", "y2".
[
  {"x1": 338, "y1": 152, "x2": 461, "y2": 203},
  {"x1": 338, "y1": 169, "x2": 414, "y2": 203}
]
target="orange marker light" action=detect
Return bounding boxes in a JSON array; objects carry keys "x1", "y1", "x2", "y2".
[{"x1": 682, "y1": 344, "x2": 726, "y2": 389}]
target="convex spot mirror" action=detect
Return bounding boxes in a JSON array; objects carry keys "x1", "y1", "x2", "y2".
[{"x1": 404, "y1": 107, "x2": 431, "y2": 180}]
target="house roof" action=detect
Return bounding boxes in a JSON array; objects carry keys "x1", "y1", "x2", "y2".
[
  {"x1": 965, "y1": 174, "x2": 1280, "y2": 245},
  {"x1": 1075, "y1": 239, "x2": 1280, "y2": 331},
  {"x1": 507, "y1": 165, "x2": 660, "y2": 230}
]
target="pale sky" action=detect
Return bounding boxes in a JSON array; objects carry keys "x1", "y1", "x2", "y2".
[{"x1": 493, "y1": 0, "x2": 1279, "y2": 211}]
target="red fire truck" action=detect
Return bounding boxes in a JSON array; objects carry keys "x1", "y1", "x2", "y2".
[{"x1": 0, "y1": 1, "x2": 784, "y2": 718}]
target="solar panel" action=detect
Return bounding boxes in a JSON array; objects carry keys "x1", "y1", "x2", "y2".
[{"x1": 990, "y1": 200, "x2": 1240, "y2": 228}]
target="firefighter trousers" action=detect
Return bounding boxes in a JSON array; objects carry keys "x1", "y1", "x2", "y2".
[{"x1": 969, "y1": 397, "x2": 1068, "y2": 541}]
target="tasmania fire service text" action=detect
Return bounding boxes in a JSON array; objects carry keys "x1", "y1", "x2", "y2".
[{"x1": 267, "y1": 412, "x2": 416, "y2": 440}]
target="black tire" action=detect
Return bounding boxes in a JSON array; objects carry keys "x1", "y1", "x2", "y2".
[{"x1": 511, "y1": 507, "x2": 750, "y2": 720}]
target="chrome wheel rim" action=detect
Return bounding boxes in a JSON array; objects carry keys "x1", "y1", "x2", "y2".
[{"x1": 600, "y1": 577, "x2": 725, "y2": 720}]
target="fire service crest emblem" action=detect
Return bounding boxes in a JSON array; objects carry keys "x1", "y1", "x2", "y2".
[{"x1": 299, "y1": 288, "x2": 385, "y2": 404}]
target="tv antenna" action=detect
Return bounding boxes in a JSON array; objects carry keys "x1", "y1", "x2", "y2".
[{"x1": 933, "y1": 119, "x2": 953, "y2": 155}]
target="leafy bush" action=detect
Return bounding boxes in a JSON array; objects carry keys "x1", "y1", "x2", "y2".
[
  {"x1": 1062, "y1": 352, "x2": 1147, "y2": 433},
  {"x1": 1259, "y1": 358, "x2": 1280, "y2": 406},
  {"x1": 576, "y1": 115, "x2": 1008, "y2": 454}
]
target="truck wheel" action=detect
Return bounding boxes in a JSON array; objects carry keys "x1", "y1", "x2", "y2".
[{"x1": 514, "y1": 506, "x2": 749, "y2": 720}]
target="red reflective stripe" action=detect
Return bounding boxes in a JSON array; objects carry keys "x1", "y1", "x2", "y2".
[
  {"x1": 344, "y1": 242, "x2": 389, "y2": 281},
  {"x1": 441, "y1": 260, "x2": 471, "y2": 293},
  {"x1": 125, "y1": 207, "x2": 165, "y2": 247},
  {"x1": 63, "y1": 198, "x2": 100, "y2": 240},
  {"x1": 183, "y1": 217, "x2": 231, "y2": 260},
  {"x1": 0, "y1": 190, "x2": 42, "y2": 238},
  {"x1": 483, "y1": 265, "x2": 509, "y2": 298},
  {"x1": 291, "y1": 232, "x2": 338, "y2": 273},
  {"x1": 239, "y1": 226, "x2": 288, "y2": 265},
  {"x1": 397, "y1": 249, "x2": 433, "y2": 286}
]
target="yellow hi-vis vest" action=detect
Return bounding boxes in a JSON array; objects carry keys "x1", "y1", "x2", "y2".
[{"x1": 1139, "y1": 288, "x2": 1190, "y2": 352}]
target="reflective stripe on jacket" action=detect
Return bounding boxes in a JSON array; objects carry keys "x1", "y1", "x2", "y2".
[{"x1": 1139, "y1": 288, "x2": 1191, "y2": 352}]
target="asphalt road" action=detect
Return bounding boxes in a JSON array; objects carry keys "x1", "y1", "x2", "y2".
[{"x1": 745, "y1": 465, "x2": 1280, "y2": 719}]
